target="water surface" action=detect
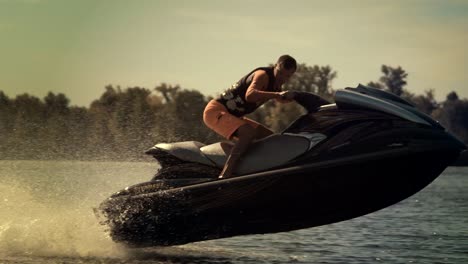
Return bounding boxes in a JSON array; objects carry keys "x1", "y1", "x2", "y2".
[{"x1": 0, "y1": 161, "x2": 466, "y2": 263}]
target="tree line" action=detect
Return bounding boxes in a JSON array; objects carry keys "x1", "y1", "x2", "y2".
[{"x1": 0, "y1": 63, "x2": 467, "y2": 161}]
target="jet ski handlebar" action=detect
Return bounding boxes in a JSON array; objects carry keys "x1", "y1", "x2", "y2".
[{"x1": 289, "y1": 91, "x2": 331, "y2": 113}]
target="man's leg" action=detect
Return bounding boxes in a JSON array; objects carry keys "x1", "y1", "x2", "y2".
[
  {"x1": 219, "y1": 124, "x2": 256, "y2": 179},
  {"x1": 254, "y1": 124, "x2": 274, "y2": 139},
  {"x1": 242, "y1": 117, "x2": 274, "y2": 140}
]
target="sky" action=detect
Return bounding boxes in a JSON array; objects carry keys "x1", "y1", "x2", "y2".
[{"x1": 1, "y1": 0, "x2": 467, "y2": 107}]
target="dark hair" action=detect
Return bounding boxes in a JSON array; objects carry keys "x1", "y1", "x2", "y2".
[{"x1": 277, "y1": 55, "x2": 297, "y2": 70}]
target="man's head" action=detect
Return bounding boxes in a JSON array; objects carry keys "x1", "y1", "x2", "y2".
[{"x1": 274, "y1": 54, "x2": 297, "y2": 85}]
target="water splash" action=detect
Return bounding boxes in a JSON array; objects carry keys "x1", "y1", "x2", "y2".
[{"x1": 0, "y1": 160, "x2": 154, "y2": 259}]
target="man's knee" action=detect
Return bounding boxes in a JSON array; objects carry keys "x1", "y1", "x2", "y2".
[
  {"x1": 235, "y1": 124, "x2": 256, "y2": 141},
  {"x1": 255, "y1": 125, "x2": 274, "y2": 139}
]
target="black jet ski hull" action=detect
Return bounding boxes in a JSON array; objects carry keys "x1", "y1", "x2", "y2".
[
  {"x1": 96, "y1": 86, "x2": 466, "y2": 247},
  {"x1": 98, "y1": 146, "x2": 459, "y2": 247}
]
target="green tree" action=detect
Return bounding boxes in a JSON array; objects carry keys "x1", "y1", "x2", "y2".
[
  {"x1": 369, "y1": 65, "x2": 408, "y2": 96},
  {"x1": 44, "y1": 92, "x2": 70, "y2": 115},
  {"x1": 403, "y1": 89, "x2": 438, "y2": 115},
  {"x1": 153, "y1": 84, "x2": 213, "y2": 143},
  {"x1": 87, "y1": 85, "x2": 158, "y2": 160},
  {"x1": 153, "y1": 84, "x2": 182, "y2": 143},
  {"x1": 41, "y1": 92, "x2": 72, "y2": 159},
  {"x1": 66, "y1": 106, "x2": 92, "y2": 160},
  {"x1": 433, "y1": 91, "x2": 468, "y2": 144},
  {"x1": 112, "y1": 87, "x2": 154, "y2": 157},
  {"x1": 173, "y1": 89, "x2": 212, "y2": 141},
  {"x1": 0, "y1": 91, "x2": 13, "y2": 156},
  {"x1": 446, "y1": 91, "x2": 459, "y2": 102},
  {"x1": 88, "y1": 85, "x2": 121, "y2": 159},
  {"x1": 9, "y1": 94, "x2": 46, "y2": 159},
  {"x1": 283, "y1": 64, "x2": 337, "y2": 100},
  {"x1": 380, "y1": 65, "x2": 408, "y2": 96},
  {"x1": 155, "y1": 83, "x2": 180, "y2": 103}
]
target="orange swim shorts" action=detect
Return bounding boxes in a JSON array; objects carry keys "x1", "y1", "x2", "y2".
[{"x1": 203, "y1": 100, "x2": 261, "y2": 140}]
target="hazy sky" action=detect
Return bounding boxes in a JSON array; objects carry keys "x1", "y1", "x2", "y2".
[{"x1": 1, "y1": 0, "x2": 467, "y2": 106}]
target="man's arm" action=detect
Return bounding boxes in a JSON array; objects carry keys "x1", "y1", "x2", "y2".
[
  {"x1": 245, "y1": 71, "x2": 296, "y2": 103},
  {"x1": 245, "y1": 70, "x2": 282, "y2": 103}
]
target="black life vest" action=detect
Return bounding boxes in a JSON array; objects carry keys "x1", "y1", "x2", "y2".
[{"x1": 216, "y1": 67, "x2": 276, "y2": 117}]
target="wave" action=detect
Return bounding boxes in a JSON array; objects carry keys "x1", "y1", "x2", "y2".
[{"x1": 0, "y1": 160, "x2": 155, "y2": 259}]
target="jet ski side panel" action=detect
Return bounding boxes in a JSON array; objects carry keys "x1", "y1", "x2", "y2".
[
  {"x1": 147, "y1": 134, "x2": 326, "y2": 176},
  {"x1": 99, "y1": 145, "x2": 461, "y2": 247},
  {"x1": 200, "y1": 134, "x2": 319, "y2": 175},
  {"x1": 147, "y1": 141, "x2": 215, "y2": 166}
]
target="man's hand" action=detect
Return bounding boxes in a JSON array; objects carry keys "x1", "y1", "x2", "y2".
[{"x1": 278, "y1": 91, "x2": 296, "y2": 102}]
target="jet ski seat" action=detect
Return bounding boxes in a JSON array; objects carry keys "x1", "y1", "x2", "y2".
[{"x1": 151, "y1": 133, "x2": 326, "y2": 175}]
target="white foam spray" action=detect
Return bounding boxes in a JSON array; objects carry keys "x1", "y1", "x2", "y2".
[{"x1": 0, "y1": 160, "x2": 155, "y2": 259}]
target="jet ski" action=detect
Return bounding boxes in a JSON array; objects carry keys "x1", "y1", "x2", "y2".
[{"x1": 96, "y1": 84, "x2": 466, "y2": 247}]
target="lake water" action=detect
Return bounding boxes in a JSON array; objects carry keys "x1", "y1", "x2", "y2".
[{"x1": 0, "y1": 160, "x2": 467, "y2": 264}]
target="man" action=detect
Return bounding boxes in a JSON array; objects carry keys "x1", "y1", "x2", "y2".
[{"x1": 203, "y1": 55, "x2": 297, "y2": 179}]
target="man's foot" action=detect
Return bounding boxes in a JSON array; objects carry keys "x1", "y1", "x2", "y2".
[
  {"x1": 219, "y1": 166, "x2": 234, "y2": 179},
  {"x1": 218, "y1": 173, "x2": 233, "y2": 179}
]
